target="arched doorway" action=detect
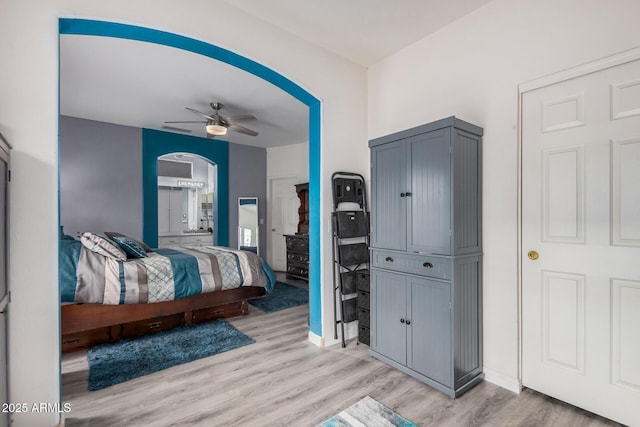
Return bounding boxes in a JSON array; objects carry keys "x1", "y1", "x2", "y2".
[{"x1": 59, "y1": 18, "x2": 323, "y2": 336}]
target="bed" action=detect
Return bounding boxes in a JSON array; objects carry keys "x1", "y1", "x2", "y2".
[{"x1": 60, "y1": 231, "x2": 275, "y2": 353}]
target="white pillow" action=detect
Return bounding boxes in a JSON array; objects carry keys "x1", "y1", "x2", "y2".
[{"x1": 80, "y1": 232, "x2": 127, "y2": 261}]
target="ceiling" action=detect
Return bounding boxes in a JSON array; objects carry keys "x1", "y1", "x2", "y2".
[{"x1": 59, "y1": 1, "x2": 492, "y2": 148}]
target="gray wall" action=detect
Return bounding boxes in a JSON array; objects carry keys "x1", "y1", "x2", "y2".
[
  {"x1": 60, "y1": 116, "x2": 267, "y2": 257},
  {"x1": 228, "y1": 143, "x2": 267, "y2": 259},
  {"x1": 59, "y1": 116, "x2": 143, "y2": 239}
]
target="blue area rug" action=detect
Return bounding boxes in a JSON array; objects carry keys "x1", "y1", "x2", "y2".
[
  {"x1": 248, "y1": 281, "x2": 308, "y2": 312},
  {"x1": 317, "y1": 396, "x2": 419, "y2": 427},
  {"x1": 87, "y1": 319, "x2": 254, "y2": 391}
]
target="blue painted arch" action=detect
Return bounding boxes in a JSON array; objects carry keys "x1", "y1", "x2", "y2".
[{"x1": 59, "y1": 19, "x2": 322, "y2": 336}]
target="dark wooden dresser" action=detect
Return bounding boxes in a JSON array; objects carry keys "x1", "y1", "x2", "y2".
[
  {"x1": 284, "y1": 234, "x2": 309, "y2": 281},
  {"x1": 285, "y1": 182, "x2": 309, "y2": 281}
]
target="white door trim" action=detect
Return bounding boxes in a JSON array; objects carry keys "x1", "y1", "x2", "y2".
[
  {"x1": 516, "y1": 45, "x2": 640, "y2": 388},
  {"x1": 267, "y1": 175, "x2": 302, "y2": 269}
]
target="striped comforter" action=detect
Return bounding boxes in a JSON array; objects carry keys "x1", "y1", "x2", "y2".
[{"x1": 60, "y1": 240, "x2": 275, "y2": 304}]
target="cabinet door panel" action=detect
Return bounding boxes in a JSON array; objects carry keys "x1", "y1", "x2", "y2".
[
  {"x1": 371, "y1": 269, "x2": 407, "y2": 364},
  {"x1": 371, "y1": 141, "x2": 407, "y2": 250},
  {"x1": 158, "y1": 188, "x2": 171, "y2": 234},
  {"x1": 409, "y1": 277, "x2": 452, "y2": 387},
  {"x1": 407, "y1": 129, "x2": 452, "y2": 254}
]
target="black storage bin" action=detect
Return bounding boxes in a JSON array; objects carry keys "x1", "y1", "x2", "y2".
[
  {"x1": 357, "y1": 290, "x2": 370, "y2": 310},
  {"x1": 358, "y1": 308, "x2": 370, "y2": 328},
  {"x1": 333, "y1": 177, "x2": 365, "y2": 208},
  {"x1": 335, "y1": 211, "x2": 368, "y2": 238},
  {"x1": 338, "y1": 243, "x2": 369, "y2": 266},
  {"x1": 340, "y1": 271, "x2": 358, "y2": 294},
  {"x1": 342, "y1": 298, "x2": 358, "y2": 323},
  {"x1": 356, "y1": 269, "x2": 370, "y2": 292},
  {"x1": 358, "y1": 325, "x2": 370, "y2": 346}
]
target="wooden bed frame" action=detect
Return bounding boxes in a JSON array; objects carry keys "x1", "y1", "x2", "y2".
[{"x1": 61, "y1": 286, "x2": 266, "y2": 353}]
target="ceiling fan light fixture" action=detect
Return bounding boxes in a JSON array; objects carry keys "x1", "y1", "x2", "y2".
[{"x1": 206, "y1": 123, "x2": 227, "y2": 135}]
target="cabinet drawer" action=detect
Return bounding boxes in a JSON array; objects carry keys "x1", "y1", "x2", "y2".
[
  {"x1": 158, "y1": 236, "x2": 181, "y2": 246},
  {"x1": 371, "y1": 249, "x2": 451, "y2": 280},
  {"x1": 181, "y1": 235, "x2": 211, "y2": 245}
]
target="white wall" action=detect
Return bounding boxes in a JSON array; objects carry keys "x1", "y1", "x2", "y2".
[
  {"x1": 368, "y1": 0, "x2": 640, "y2": 391},
  {"x1": 0, "y1": 2, "x2": 367, "y2": 425},
  {"x1": 267, "y1": 141, "x2": 309, "y2": 180}
]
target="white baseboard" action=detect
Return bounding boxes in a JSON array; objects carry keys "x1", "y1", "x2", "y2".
[
  {"x1": 308, "y1": 322, "x2": 359, "y2": 349},
  {"x1": 483, "y1": 368, "x2": 521, "y2": 394},
  {"x1": 308, "y1": 330, "x2": 325, "y2": 348}
]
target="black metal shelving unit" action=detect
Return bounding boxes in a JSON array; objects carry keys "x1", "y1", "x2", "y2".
[{"x1": 331, "y1": 172, "x2": 370, "y2": 348}]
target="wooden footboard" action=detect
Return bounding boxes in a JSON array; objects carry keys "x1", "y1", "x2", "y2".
[{"x1": 61, "y1": 286, "x2": 266, "y2": 353}]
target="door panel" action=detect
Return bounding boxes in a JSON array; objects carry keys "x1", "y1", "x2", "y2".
[
  {"x1": 0, "y1": 147, "x2": 8, "y2": 427},
  {"x1": 371, "y1": 270, "x2": 406, "y2": 364},
  {"x1": 408, "y1": 277, "x2": 451, "y2": 387},
  {"x1": 611, "y1": 137, "x2": 640, "y2": 246},
  {"x1": 522, "y1": 58, "x2": 640, "y2": 426},
  {"x1": 407, "y1": 129, "x2": 451, "y2": 254},
  {"x1": 0, "y1": 311, "x2": 7, "y2": 427},
  {"x1": 370, "y1": 141, "x2": 406, "y2": 250}
]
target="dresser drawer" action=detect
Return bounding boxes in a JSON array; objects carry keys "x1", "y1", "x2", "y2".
[
  {"x1": 287, "y1": 264, "x2": 309, "y2": 278},
  {"x1": 285, "y1": 235, "x2": 309, "y2": 253},
  {"x1": 287, "y1": 252, "x2": 309, "y2": 264},
  {"x1": 371, "y1": 249, "x2": 452, "y2": 280}
]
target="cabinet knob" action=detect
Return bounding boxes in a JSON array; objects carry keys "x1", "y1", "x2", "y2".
[
  {"x1": 406, "y1": 320, "x2": 411, "y2": 325},
  {"x1": 385, "y1": 256, "x2": 394, "y2": 262},
  {"x1": 423, "y1": 262, "x2": 434, "y2": 269},
  {"x1": 400, "y1": 193, "x2": 406, "y2": 198},
  {"x1": 400, "y1": 318, "x2": 405, "y2": 323},
  {"x1": 405, "y1": 192, "x2": 412, "y2": 197}
]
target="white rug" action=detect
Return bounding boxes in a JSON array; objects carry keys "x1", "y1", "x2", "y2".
[{"x1": 317, "y1": 396, "x2": 419, "y2": 427}]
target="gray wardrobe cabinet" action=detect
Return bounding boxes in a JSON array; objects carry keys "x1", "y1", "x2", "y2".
[{"x1": 368, "y1": 116, "x2": 483, "y2": 398}]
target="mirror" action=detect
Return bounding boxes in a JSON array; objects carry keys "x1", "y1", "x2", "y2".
[{"x1": 238, "y1": 197, "x2": 259, "y2": 255}]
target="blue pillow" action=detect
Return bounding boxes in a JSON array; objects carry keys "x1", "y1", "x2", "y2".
[{"x1": 112, "y1": 236, "x2": 148, "y2": 259}]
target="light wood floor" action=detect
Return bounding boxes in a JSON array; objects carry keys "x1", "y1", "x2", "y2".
[{"x1": 61, "y1": 292, "x2": 622, "y2": 426}]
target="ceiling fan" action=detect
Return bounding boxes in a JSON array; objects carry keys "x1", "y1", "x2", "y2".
[{"x1": 164, "y1": 102, "x2": 259, "y2": 138}]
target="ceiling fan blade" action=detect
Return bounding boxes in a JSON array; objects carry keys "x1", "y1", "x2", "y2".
[
  {"x1": 224, "y1": 114, "x2": 257, "y2": 124},
  {"x1": 228, "y1": 123, "x2": 259, "y2": 136},
  {"x1": 162, "y1": 125, "x2": 193, "y2": 133},
  {"x1": 186, "y1": 107, "x2": 215, "y2": 121},
  {"x1": 164, "y1": 120, "x2": 206, "y2": 124}
]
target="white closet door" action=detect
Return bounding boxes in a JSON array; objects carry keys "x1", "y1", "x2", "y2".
[{"x1": 522, "y1": 58, "x2": 640, "y2": 426}]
